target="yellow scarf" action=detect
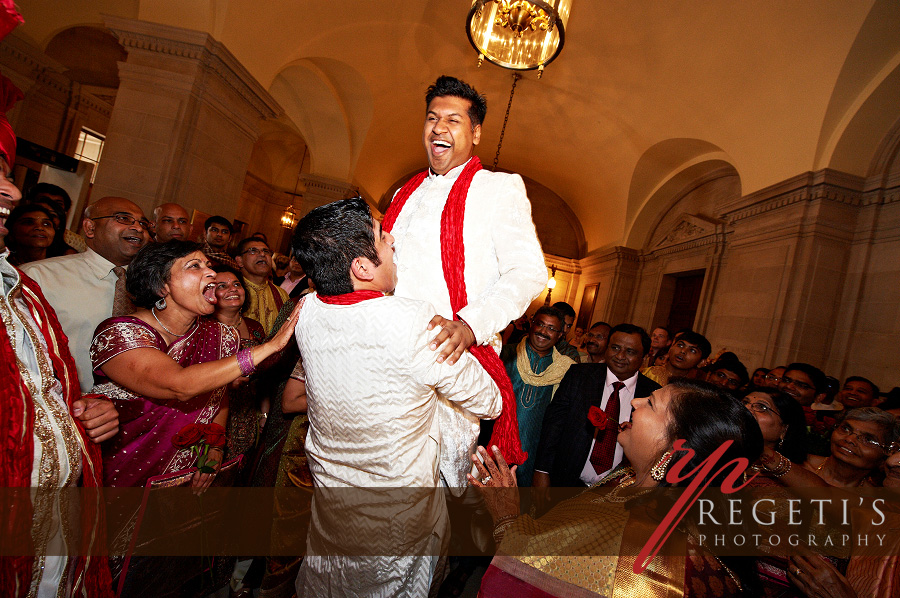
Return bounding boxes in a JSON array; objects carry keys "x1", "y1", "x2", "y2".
[{"x1": 515, "y1": 339, "x2": 575, "y2": 397}]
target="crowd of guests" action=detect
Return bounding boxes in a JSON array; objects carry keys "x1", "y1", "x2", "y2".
[
  {"x1": 1, "y1": 17, "x2": 894, "y2": 592},
  {"x1": 7, "y1": 184, "x2": 900, "y2": 598},
  {"x1": 475, "y1": 306, "x2": 900, "y2": 597}
]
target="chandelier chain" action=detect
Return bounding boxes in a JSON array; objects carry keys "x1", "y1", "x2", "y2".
[{"x1": 492, "y1": 73, "x2": 522, "y2": 171}]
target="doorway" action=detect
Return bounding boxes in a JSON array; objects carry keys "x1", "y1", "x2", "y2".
[{"x1": 652, "y1": 269, "x2": 706, "y2": 333}]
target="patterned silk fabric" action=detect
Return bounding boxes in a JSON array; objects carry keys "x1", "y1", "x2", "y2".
[{"x1": 294, "y1": 293, "x2": 501, "y2": 597}]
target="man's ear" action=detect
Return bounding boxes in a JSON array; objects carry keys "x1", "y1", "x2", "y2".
[
  {"x1": 235, "y1": 254, "x2": 244, "y2": 269},
  {"x1": 472, "y1": 123, "x2": 482, "y2": 146},
  {"x1": 82, "y1": 217, "x2": 96, "y2": 239},
  {"x1": 351, "y1": 257, "x2": 374, "y2": 282}
]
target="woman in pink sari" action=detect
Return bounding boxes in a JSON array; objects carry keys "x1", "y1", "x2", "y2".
[{"x1": 90, "y1": 240, "x2": 299, "y2": 490}]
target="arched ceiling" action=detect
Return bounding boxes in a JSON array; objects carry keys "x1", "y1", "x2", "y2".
[{"x1": 14, "y1": 0, "x2": 899, "y2": 253}]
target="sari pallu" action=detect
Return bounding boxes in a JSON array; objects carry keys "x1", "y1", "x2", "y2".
[
  {"x1": 90, "y1": 316, "x2": 239, "y2": 488},
  {"x1": 479, "y1": 471, "x2": 743, "y2": 598}
]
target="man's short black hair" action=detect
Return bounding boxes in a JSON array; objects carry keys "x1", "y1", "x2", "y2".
[
  {"x1": 845, "y1": 376, "x2": 880, "y2": 399},
  {"x1": 204, "y1": 216, "x2": 232, "y2": 233},
  {"x1": 713, "y1": 359, "x2": 750, "y2": 387},
  {"x1": 608, "y1": 323, "x2": 651, "y2": 356},
  {"x1": 590, "y1": 321, "x2": 611, "y2": 331},
  {"x1": 235, "y1": 236, "x2": 270, "y2": 256},
  {"x1": 784, "y1": 362, "x2": 827, "y2": 394},
  {"x1": 26, "y1": 182, "x2": 72, "y2": 212},
  {"x1": 291, "y1": 197, "x2": 381, "y2": 296},
  {"x1": 425, "y1": 75, "x2": 487, "y2": 127},
  {"x1": 550, "y1": 301, "x2": 576, "y2": 319},
  {"x1": 677, "y1": 330, "x2": 712, "y2": 359}
]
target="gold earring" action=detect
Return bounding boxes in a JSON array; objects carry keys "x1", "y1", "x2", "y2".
[{"x1": 650, "y1": 449, "x2": 675, "y2": 482}]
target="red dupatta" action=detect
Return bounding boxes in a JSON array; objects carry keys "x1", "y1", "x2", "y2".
[{"x1": 382, "y1": 157, "x2": 526, "y2": 465}]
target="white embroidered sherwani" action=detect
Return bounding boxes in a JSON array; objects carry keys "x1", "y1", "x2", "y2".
[
  {"x1": 293, "y1": 293, "x2": 501, "y2": 598},
  {"x1": 1, "y1": 250, "x2": 82, "y2": 597},
  {"x1": 390, "y1": 158, "x2": 547, "y2": 489}
]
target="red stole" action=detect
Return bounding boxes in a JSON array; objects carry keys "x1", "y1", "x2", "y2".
[
  {"x1": 0, "y1": 270, "x2": 113, "y2": 598},
  {"x1": 318, "y1": 290, "x2": 385, "y2": 305},
  {"x1": 383, "y1": 157, "x2": 526, "y2": 465}
]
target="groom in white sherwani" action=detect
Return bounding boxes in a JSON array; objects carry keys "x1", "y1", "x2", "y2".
[{"x1": 291, "y1": 197, "x2": 501, "y2": 598}]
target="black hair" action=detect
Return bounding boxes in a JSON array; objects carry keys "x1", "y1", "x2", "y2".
[
  {"x1": 590, "y1": 321, "x2": 611, "y2": 331},
  {"x1": 550, "y1": 301, "x2": 576, "y2": 319},
  {"x1": 784, "y1": 362, "x2": 826, "y2": 394},
  {"x1": 652, "y1": 325, "x2": 671, "y2": 337},
  {"x1": 879, "y1": 389, "x2": 900, "y2": 412},
  {"x1": 608, "y1": 323, "x2": 651, "y2": 356},
  {"x1": 712, "y1": 359, "x2": 750, "y2": 387},
  {"x1": 204, "y1": 215, "x2": 232, "y2": 233},
  {"x1": 425, "y1": 75, "x2": 487, "y2": 127},
  {"x1": 753, "y1": 367, "x2": 769, "y2": 377},
  {"x1": 845, "y1": 376, "x2": 880, "y2": 400},
  {"x1": 126, "y1": 240, "x2": 204, "y2": 309},
  {"x1": 291, "y1": 197, "x2": 381, "y2": 296},
  {"x1": 235, "y1": 236, "x2": 270, "y2": 257},
  {"x1": 532, "y1": 306, "x2": 565, "y2": 328},
  {"x1": 742, "y1": 386, "x2": 808, "y2": 464},
  {"x1": 26, "y1": 182, "x2": 72, "y2": 212},
  {"x1": 658, "y1": 379, "x2": 764, "y2": 488},
  {"x1": 675, "y1": 330, "x2": 712, "y2": 359}
]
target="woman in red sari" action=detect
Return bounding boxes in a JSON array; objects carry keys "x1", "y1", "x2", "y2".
[{"x1": 90, "y1": 241, "x2": 298, "y2": 490}]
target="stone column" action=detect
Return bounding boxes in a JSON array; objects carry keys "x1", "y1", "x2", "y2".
[{"x1": 92, "y1": 16, "x2": 281, "y2": 219}]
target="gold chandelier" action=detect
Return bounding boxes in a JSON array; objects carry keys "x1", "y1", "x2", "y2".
[{"x1": 466, "y1": 0, "x2": 573, "y2": 76}]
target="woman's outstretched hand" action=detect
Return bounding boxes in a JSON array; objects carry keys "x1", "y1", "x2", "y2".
[{"x1": 468, "y1": 445, "x2": 520, "y2": 525}]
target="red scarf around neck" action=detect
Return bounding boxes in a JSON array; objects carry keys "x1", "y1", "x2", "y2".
[
  {"x1": 318, "y1": 290, "x2": 384, "y2": 305},
  {"x1": 383, "y1": 156, "x2": 526, "y2": 465}
]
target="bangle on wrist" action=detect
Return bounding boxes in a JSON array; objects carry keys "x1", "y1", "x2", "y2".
[{"x1": 236, "y1": 348, "x2": 256, "y2": 376}]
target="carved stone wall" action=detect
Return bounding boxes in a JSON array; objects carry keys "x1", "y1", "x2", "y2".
[{"x1": 91, "y1": 16, "x2": 282, "y2": 218}]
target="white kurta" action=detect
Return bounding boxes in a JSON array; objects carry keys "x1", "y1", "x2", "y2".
[
  {"x1": 390, "y1": 159, "x2": 547, "y2": 489},
  {"x1": 294, "y1": 293, "x2": 501, "y2": 598}
]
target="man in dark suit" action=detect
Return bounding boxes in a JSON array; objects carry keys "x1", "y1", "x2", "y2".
[{"x1": 533, "y1": 323, "x2": 661, "y2": 488}]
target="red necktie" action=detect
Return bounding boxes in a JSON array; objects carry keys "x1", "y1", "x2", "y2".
[{"x1": 590, "y1": 381, "x2": 624, "y2": 475}]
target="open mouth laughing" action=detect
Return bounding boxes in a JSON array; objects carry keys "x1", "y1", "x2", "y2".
[{"x1": 202, "y1": 283, "x2": 217, "y2": 304}]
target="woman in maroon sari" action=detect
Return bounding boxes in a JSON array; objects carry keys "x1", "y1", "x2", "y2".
[{"x1": 90, "y1": 241, "x2": 299, "y2": 490}]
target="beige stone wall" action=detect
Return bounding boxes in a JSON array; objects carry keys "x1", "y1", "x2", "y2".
[{"x1": 588, "y1": 168, "x2": 900, "y2": 390}]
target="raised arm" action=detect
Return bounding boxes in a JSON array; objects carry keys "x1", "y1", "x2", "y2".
[{"x1": 98, "y1": 304, "x2": 300, "y2": 401}]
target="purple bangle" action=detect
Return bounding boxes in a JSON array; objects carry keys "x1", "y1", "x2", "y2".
[{"x1": 236, "y1": 348, "x2": 256, "y2": 376}]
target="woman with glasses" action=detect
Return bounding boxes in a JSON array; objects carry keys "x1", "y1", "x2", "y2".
[
  {"x1": 741, "y1": 387, "x2": 819, "y2": 487},
  {"x1": 802, "y1": 408, "x2": 898, "y2": 487}
]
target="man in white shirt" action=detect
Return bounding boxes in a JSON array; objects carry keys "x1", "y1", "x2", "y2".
[
  {"x1": 291, "y1": 197, "x2": 501, "y2": 597},
  {"x1": 382, "y1": 75, "x2": 546, "y2": 486},
  {"x1": 22, "y1": 196, "x2": 150, "y2": 392},
  {"x1": 534, "y1": 324, "x2": 661, "y2": 488}
]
